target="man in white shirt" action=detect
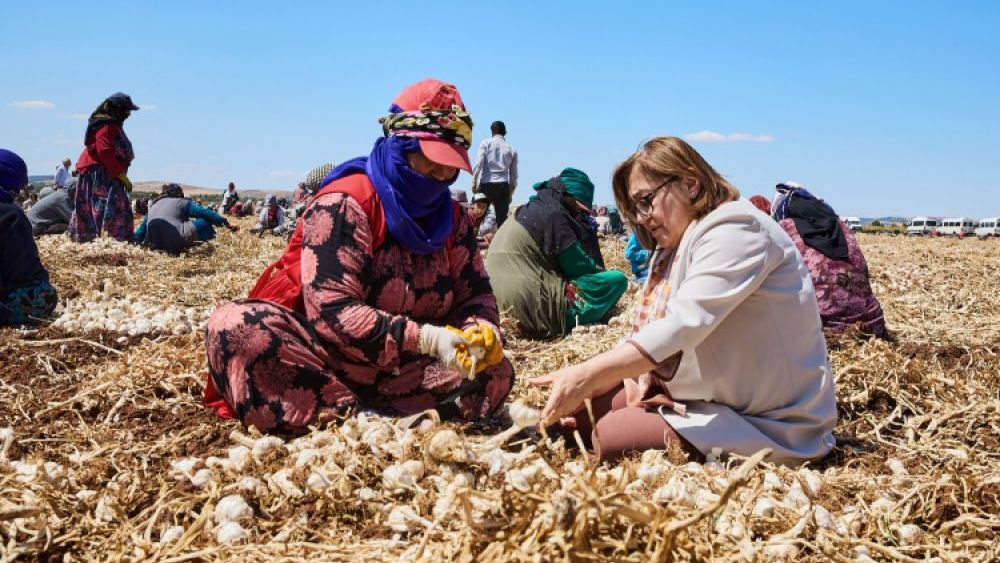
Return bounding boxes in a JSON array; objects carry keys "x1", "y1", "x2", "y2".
[
  {"x1": 54, "y1": 158, "x2": 71, "y2": 189},
  {"x1": 472, "y1": 121, "x2": 518, "y2": 226}
]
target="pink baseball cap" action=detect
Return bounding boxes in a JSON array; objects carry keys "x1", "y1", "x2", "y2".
[{"x1": 391, "y1": 78, "x2": 473, "y2": 172}]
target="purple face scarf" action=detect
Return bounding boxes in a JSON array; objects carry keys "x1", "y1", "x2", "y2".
[
  {"x1": 0, "y1": 149, "x2": 29, "y2": 204},
  {"x1": 320, "y1": 136, "x2": 456, "y2": 255}
]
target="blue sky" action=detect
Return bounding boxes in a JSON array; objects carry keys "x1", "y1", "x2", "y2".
[{"x1": 3, "y1": 1, "x2": 998, "y2": 217}]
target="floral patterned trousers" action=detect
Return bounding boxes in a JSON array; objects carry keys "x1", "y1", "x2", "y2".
[
  {"x1": 0, "y1": 280, "x2": 57, "y2": 326},
  {"x1": 204, "y1": 300, "x2": 515, "y2": 431},
  {"x1": 68, "y1": 167, "x2": 134, "y2": 243}
]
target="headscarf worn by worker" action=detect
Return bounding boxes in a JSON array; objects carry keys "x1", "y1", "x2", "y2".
[
  {"x1": 772, "y1": 181, "x2": 848, "y2": 261},
  {"x1": 84, "y1": 92, "x2": 140, "y2": 144},
  {"x1": 515, "y1": 167, "x2": 603, "y2": 265},
  {"x1": 0, "y1": 148, "x2": 29, "y2": 204},
  {"x1": 319, "y1": 80, "x2": 474, "y2": 255},
  {"x1": 303, "y1": 163, "x2": 334, "y2": 195},
  {"x1": 158, "y1": 183, "x2": 185, "y2": 200}
]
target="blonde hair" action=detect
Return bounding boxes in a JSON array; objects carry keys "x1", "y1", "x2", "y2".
[{"x1": 612, "y1": 136, "x2": 740, "y2": 249}]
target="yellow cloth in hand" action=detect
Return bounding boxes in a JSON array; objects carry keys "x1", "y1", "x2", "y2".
[{"x1": 446, "y1": 323, "x2": 504, "y2": 376}]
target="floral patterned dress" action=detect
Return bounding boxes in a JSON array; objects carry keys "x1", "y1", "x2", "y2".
[
  {"x1": 68, "y1": 123, "x2": 135, "y2": 243},
  {"x1": 778, "y1": 218, "x2": 888, "y2": 338},
  {"x1": 205, "y1": 192, "x2": 514, "y2": 431}
]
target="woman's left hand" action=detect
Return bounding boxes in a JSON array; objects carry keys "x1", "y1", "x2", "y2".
[{"x1": 529, "y1": 364, "x2": 598, "y2": 427}]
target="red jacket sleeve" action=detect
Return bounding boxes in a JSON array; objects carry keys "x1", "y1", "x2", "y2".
[{"x1": 93, "y1": 124, "x2": 126, "y2": 177}]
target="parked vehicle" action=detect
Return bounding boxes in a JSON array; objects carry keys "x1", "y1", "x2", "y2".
[
  {"x1": 935, "y1": 217, "x2": 978, "y2": 237},
  {"x1": 975, "y1": 217, "x2": 1000, "y2": 238},
  {"x1": 841, "y1": 216, "x2": 863, "y2": 232},
  {"x1": 906, "y1": 217, "x2": 940, "y2": 236}
]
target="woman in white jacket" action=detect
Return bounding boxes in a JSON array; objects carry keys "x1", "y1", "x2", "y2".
[{"x1": 531, "y1": 137, "x2": 837, "y2": 466}]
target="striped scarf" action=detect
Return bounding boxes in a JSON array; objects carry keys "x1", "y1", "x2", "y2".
[{"x1": 623, "y1": 222, "x2": 699, "y2": 415}]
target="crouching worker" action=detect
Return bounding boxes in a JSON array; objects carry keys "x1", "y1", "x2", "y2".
[
  {"x1": 468, "y1": 192, "x2": 497, "y2": 247},
  {"x1": 135, "y1": 183, "x2": 237, "y2": 254},
  {"x1": 531, "y1": 137, "x2": 837, "y2": 466},
  {"x1": 203, "y1": 78, "x2": 514, "y2": 431},
  {"x1": 770, "y1": 182, "x2": 889, "y2": 339},
  {"x1": 1, "y1": 149, "x2": 58, "y2": 325},
  {"x1": 485, "y1": 168, "x2": 628, "y2": 338},
  {"x1": 27, "y1": 182, "x2": 75, "y2": 236},
  {"x1": 251, "y1": 194, "x2": 290, "y2": 236}
]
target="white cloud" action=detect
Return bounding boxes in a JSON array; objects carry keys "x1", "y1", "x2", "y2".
[
  {"x1": 683, "y1": 130, "x2": 775, "y2": 143},
  {"x1": 55, "y1": 134, "x2": 77, "y2": 147},
  {"x1": 142, "y1": 104, "x2": 157, "y2": 110},
  {"x1": 8, "y1": 100, "x2": 55, "y2": 110},
  {"x1": 66, "y1": 113, "x2": 89, "y2": 121}
]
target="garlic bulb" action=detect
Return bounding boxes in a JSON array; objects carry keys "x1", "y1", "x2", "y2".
[
  {"x1": 190, "y1": 468, "x2": 214, "y2": 488},
  {"x1": 214, "y1": 494, "x2": 253, "y2": 523},
  {"x1": 94, "y1": 496, "x2": 116, "y2": 522},
  {"x1": 252, "y1": 436, "x2": 285, "y2": 461},
  {"x1": 307, "y1": 471, "x2": 332, "y2": 491},
  {"x1": 653, "y1": 476, "x2": 693, "y2": 507},
  {"x1": 427, "y1": 429, "x2": 468, "y2": 463},
  {"x1": 236, "y1": 476, "x2": 267, "y2": 496},
  {"x1": 268, "y1": 469, "x2": 304, "y2": 498},
  {"x1": 508, "y1": 401, "x2": 541, "y2": 428},
  {"x1": 636, "y1": 463, "x2": 664, "y2": 485},
  {"x1": 762, "y1": 471, "x2": 784, "y2": 491},
  {"x1": 227, "y1": 446, "x2": 252, "y2": 471},
  {"x1": 752, "y1": 497, "x2": 777, "y2": 518},
  {"x1": 896, "y1": 523, "x2": 921, "y2": 544},
  {"x1": 784, "y1": 481, "x2": 810, "y2": 510},
  {"x1": 798, "y1": 469, "x2": 823, "y2": 497},
  {"x1": 387, "y1": 506, "x2": 432, "y2": 533},
  {"x1": 382, "y1": 463, "x2": 419, "y2": 491},
  {"x1": 294, "y1": 448, "x2": 322, "y2": 467},
  {"x1": 159, "y1": 525, "x2": 184, "y2": 544},
  {"x1": 216, "y1": 521, "x2": 248, "y2": 544}
]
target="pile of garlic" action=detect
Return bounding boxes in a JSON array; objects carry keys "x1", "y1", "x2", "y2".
[
  {"x1": 51, "y1": 282, "x2": 209, "y2": 337},
  {"x1": 42, "y1": 235, "x2": 149, "y2": 258}
]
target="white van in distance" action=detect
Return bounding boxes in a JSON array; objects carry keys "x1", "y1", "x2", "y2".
[
  {"x1": 975, "y1": 217, "x2": 1000, "y2": 238},
  {"x1": 840, "y1": 216, "x2": 863, "y2": 232},
  {"x1": 935, "y1": 217, "x2": 978, "y2": 237},
  {"x1": 906, "y1": 217, "x2": 939, "y2": 236}
]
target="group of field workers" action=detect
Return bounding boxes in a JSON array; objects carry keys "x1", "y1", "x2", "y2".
[{"x1": 2, "y1": 78, "x2": 890, "y2": 467}]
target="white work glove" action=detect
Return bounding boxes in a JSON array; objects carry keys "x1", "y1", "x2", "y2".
[{"x1": 418, "y1": 324, "x2": 468, "y2": 370}]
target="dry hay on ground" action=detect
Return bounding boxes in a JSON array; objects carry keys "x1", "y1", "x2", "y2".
[{"x1": 1, "y1": 226, "x2": 998, "y2": 562}]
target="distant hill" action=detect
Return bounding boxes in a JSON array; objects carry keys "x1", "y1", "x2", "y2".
[{"x1": 133, "y1": 181, "x2": 291, "y2": 200}]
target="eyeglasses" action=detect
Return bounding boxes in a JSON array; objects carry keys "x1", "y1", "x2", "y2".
[{"x1": 634, "y1": 177, "x2": 675, "y2": 217}]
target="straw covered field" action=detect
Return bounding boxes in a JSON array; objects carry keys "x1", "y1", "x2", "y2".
[{"x1": 1, "y1": 222, "x2": 997, "y2": 562}]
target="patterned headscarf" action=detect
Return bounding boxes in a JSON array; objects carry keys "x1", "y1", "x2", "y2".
[
  {"x1": 379, "y1": 104, "x2": 474, "y2": 150},
  {"x1": 85, "y1": 93, "x2": 138, "y2": 143},
  {"x1": 304, "y1": 163, "x2": 334, "y2": 193},
  {"x1": 772, "y1": 181, "x2": 817, "y2": 221}
]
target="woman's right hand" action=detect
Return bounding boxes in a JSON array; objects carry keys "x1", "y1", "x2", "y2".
[
  {"x1": 529, "y1": 364, "x2": 599, "y2": 427},
  {"x1": 418, "y1": 324, "x2": 469, "y2": 371}
]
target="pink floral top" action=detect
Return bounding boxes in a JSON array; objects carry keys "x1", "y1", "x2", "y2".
[{"x1": 299, "y1": 192, "x2": 500, "y2": 374}]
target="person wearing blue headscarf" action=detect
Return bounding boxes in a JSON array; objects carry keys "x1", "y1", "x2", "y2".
[
  {"x1": 203, "y1": 79, "x2": 514, "y2": 432},
  {"x1": 0, "y1": 149, "x2": 58, "y2": 325}
]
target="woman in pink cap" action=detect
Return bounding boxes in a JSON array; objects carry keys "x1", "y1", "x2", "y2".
[{"x1": 204, "y1": 79, "x2": 513, "y2": 431}]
